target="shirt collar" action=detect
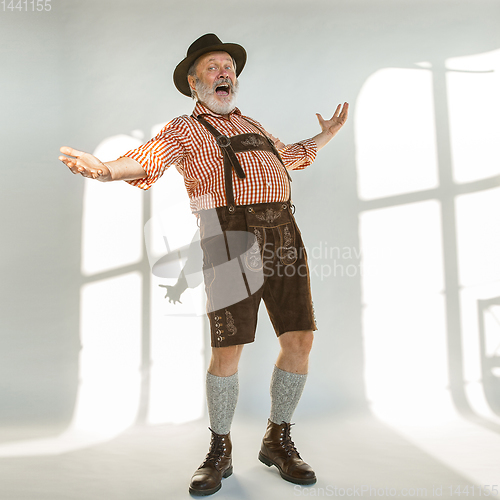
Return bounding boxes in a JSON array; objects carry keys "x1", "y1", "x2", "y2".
[{"x1": 192, "y1": 101, "x2": 242, "y2": 119}]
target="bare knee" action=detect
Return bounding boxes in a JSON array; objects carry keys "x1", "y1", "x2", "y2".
[
  {"x1": 276, "y1": 330, "x2": 314, "y2": 374},
  {"x1": 209, "y1": 344, "x2": 244, "y2": 377},
  {"x1": 279, "y1": 330, "x2": 314, "y2": 356}
]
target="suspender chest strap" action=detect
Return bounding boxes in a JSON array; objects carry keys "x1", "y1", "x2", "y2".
[{"x1": 193, "y1": 113, "x2": 292, "y2": 211}]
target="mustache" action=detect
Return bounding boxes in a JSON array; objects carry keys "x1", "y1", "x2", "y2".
[{"x1": 194, "y1": 77, "x2": 238, "y2": 97}]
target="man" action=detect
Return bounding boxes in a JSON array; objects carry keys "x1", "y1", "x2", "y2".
[{"x1": 59, "y1": 33, "x2": 348, "y2": 496}]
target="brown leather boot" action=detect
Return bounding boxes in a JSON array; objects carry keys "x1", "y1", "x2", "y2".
[
  {"x1": 258, "y1": 419, "x2": 316, "y2": 485},
  {"x1": 189, "y1": 428, "x2": 233, "y2": 496}
]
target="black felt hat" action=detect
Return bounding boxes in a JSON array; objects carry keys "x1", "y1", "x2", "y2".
[{"x1": 173, "y1": 33, "x2": 247, "y2": 97}]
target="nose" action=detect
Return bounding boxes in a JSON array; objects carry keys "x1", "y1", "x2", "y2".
[{"x1": 218, "y1": 68, "x2": 229, "y2": 79}]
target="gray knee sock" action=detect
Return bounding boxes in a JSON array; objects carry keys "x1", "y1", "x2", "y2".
[
  {"x1": 206, "y1": 371, "x2": 239, "y2": 435},
  {"x1": 269, "y1": 365, "x2": 307, "y2": 424}
]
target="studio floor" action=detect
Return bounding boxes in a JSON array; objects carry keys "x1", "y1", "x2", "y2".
[{"x1": 0, "y1": 412, "x2": 499, "y2": 500}]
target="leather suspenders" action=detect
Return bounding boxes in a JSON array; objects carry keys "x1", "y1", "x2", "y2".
[{"x1": 193, "y1": 113, "x2": 292, "y2": 212}]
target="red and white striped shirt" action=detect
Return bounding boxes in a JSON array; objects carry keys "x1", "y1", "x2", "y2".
[{"x1": 123, "y1": 102, "x2": 317, "y2": 211}]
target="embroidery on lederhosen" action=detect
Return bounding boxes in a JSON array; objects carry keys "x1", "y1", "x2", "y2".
[
  {"x1": 312, "y1": 301, "x2": 318, "y2": 328},
  {"x1": 240, "y1": 136, "x2": 266, "y2": 148},
  {"x1": 279, "y1": 223, "x2": 298, "y2": 265},
  {"x1": 225, "y1": 308, "x2": 237, "y2": 336},
  {"x1": 245, "y1": 227, "x2": 265, "y2": 272},
  {"x1": 255, "y1": 208, "x2": 282, "y2": 224}
]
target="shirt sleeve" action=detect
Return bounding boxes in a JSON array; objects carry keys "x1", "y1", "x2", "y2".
[
  {"x1": 278, "y1": 138, "x2": 317, "y2": 171},
  {"x1": 122, "y1": 117, "x2": 193, "y2": 190}
]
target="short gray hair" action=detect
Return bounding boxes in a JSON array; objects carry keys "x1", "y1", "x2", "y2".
[
  {"x1": 187, "y1": 59, "x2": 199, "y2": 79},
  {"x1": 187, "y1": 60, "x2": 199, "y2": 99}
]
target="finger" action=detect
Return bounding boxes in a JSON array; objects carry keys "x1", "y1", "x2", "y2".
[
  {"x1": 85, "y1": 168, "x2": 100, "y2": 179},
  {"x1": 59, "y1": 156, "x2": 75, "y2": 167},
  {"x1": 332, "y1": 104, "x2": 342, "y2": 118},
  {"x1": 340, "y1": 103, "x2": 349, "y2": 123},
  {"x1": 60, "y1": 153, "x2": 88, "y2": 176},
  {"x1": 60, "y1": 156, "x2": 82, "y2": 174},
  {"x1": 59, "y1": 146, "x2": 86, "y2": 158},
  {"x1": 71, "y1": 162, "x2": 84, "y2": 173},
  {"x1": 78, "y1": 164, "x2": 88, "y2": 176},
  {"x1": 73, "y1": 161, "x2": 89, "y2": 176}
]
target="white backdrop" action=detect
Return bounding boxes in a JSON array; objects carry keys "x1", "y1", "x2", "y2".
[{"x1": 1, "y1": 0, "x2": 500, "y2": 472}]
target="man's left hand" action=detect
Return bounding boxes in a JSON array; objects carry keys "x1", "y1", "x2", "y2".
[{"x1": 313, "y1": 102, "x2": 349, "y2": 150}]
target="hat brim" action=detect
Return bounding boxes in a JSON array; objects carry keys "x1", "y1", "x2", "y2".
[{"x1": 173, "y1": 42, "x2": 247, "y2": 97}]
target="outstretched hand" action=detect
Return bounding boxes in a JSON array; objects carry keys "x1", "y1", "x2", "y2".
[
  {"x1": 59, "y1": 146, "x2": 111, "y2": 181},
  {"x1": 316, "y1": 102, "x2": 349, "y2": 139}
]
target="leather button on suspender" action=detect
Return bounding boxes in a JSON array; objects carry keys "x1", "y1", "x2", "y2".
[{"x1": 216, "y1": 135, "x2": 231, "y2": 148}]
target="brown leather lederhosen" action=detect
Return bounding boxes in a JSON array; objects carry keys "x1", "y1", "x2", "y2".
[{"x1": 192, "y1": 114, "x2": 317, "y2": 347}]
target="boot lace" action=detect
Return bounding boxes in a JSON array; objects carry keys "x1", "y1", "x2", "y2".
[
  {"x1": 201, "y1": 429, "x2": 227, "y2": 469},
  {"x1": 280, "y1": 422, "x2": 301, "y2": 458}
]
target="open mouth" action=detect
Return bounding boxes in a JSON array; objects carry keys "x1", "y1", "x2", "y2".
[{"x1": 215, "y1": 84, "x2": 230, "y2": 96}]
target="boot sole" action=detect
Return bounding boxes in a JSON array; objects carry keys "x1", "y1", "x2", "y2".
[
  {"x1": 258, "y1": 452, "x2": 317, "y2": 485},
  {"x1": 188, "y1": 466, "x2": 233, "y2": 496}
]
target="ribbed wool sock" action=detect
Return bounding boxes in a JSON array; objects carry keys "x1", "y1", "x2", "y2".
[
  {"x1": 206, "y1": 371, "x2": 239, "y2": 435},
  {"x1": 269, "y1": 365, "x2": 307, "y2": 424}
]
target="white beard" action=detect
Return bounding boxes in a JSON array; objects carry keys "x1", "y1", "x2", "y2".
[{"x1": 194, "y1": 77, "x2": 239, "y2": 115}]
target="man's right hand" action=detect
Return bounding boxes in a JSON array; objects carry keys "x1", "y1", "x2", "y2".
[{"x1": 59, "y1": 146, "x2": 112, "y2": 181}]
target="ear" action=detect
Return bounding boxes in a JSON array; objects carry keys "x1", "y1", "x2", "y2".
[{"x1": 187, "y1": 75, "x2": 196, "y2": 91}]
